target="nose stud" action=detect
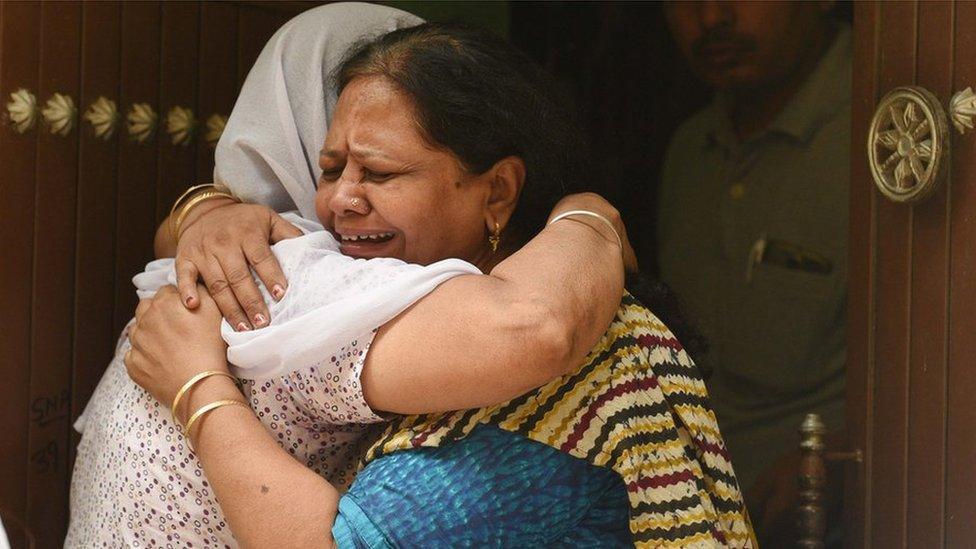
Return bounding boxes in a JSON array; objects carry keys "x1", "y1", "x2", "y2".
[{"x1": 349, "y1": 197, "x2": 370, "y2": 213}]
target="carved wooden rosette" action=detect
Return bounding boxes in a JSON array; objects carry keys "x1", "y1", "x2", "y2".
[
  {"x1": 205, "y1": 113, "x2": 227, "y2": 147},
  {"x1": 83, "y1": 96, "x2": 119, "y2": 140},
  {"x1": 5, "y1": 88, "x2": 38, "y2": 133},
  {"x1": 950, "y1": 87, "x2": 976, "y2": 134},
  {"x1": 41, "y1": 93, "x2": 77, "y2": 137},
  {"x1": 868, "y1": 86, "x2": 948, "y2": 204},
  {"x1": 165, "y1": 105, "x2": 196, "y2": 146},
  {"x1": 126, "y1": 102, "x2": 157, "y2": 143}
]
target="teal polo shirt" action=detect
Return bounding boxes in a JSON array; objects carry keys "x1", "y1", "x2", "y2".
[{"x1": 657, "y1": 26, "x2": 851, "y2": 492}]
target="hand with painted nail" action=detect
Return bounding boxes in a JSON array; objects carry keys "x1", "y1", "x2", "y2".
[
  {"x1": 172, "y1": 201, "x2": 303, "y2": 331},
  {"x1": 125, "y1": 285, "x2": 229, "y2": 407}
]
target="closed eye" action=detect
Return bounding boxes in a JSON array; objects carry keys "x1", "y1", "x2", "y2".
[
  {"x1": 319, "y1": 168, "x2": 343, "y2": 183},
  {"x1": 363, "y1": 169, "x2": 395, "y2": 183}
]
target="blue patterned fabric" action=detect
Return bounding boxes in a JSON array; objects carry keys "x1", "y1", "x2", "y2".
[{"x1": 332, "y1": 425, "x2": 631, "y2": 547}]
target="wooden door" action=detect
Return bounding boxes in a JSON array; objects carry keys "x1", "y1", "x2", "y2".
[
  {"x1": 0, "y1": 4, "x2": 511, "y2": 545},
  {"x1": 0, "y1": 3, "x2": 306, "y2": 546},
  {"x1": 848, "y1": 1, "x2": 976, "y2": 546}
]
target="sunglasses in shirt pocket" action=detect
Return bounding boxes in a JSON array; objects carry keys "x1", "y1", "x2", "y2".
[{"x1": 746, "y1": 236, "x2": 833, "y2": 282}]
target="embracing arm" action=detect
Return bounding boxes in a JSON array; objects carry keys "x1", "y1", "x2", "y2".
[
  {"x1": 153, "y1": 195, "x2": 235, "y2": 259},
  {"x1": 156, "y1": 188, "x2": 632, "y2": 415},
  {"x1": 362, "y1": 194, "x2": 633, "y2": 414},
  {"x1": 180, "y1": 375, "x2": 341, "y2": 548},
  {"x1": 154, "y1": 195, "x2": 302, "y2": 332},
  {"x1": 127, "y1": 193, "x2": 634, "y2": 545},
  {"x1": 127, "y1": 289, "x2": 340, "y2": 547}
]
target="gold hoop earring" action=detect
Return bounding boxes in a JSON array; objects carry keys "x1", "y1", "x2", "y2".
[{"x1": 488, "y1": 221, "x2": 501, "y2": 253}]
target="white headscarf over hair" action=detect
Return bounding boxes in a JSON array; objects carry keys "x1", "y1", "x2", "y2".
[
  {"x1": 214, "y1": 2, "x2": 423, "y2": 219},
  {"x1": 72, "y1": 4, "x2": 468, "y2": 435},
  {"x1": 128, "y1": 3, "x2": 480, "y2": 381}
]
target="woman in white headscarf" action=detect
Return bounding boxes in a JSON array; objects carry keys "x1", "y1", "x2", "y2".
[{"x1": 68, "y1": 3, "x2": 644, "y2": 547}]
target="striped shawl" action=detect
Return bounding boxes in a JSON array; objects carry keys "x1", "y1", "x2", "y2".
[{"x1": 363, "y1": 293, "x2": 756, "y2": 548}]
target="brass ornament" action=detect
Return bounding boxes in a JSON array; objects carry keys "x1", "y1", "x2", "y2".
[
  {"x1": 795, "y1": 413, "x2": 862, "y2": 547},
  {"x1": 83, "y1": 96, "x2": 120, "y2": 140},
  {"x1": 949, "y1": 86, "x2": 976, "y2": 135},
  {"x1": 41, "y1": 92, "x2": 77, "y2": 137},
  {"x1": 797, "y1": 413, "x2": 827, "y2": 549},
  {"x1": 165, "y1": 106, "x2": 196, "y2": 146},
  {"x1": 867, "y1": 86, "x2": 948, "y2": 204},
  {"x1": 5, "y1": 88, "x2": 38, "y2": 133},
  {"x1": 126, "y1": 103, "x2": 157, "y2": 143},
  {"x1": 204, "y1": 113, "x2": 227, "y2": 148}
]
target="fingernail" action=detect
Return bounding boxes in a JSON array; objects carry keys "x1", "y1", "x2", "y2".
[
  {"x1": 254, "y1": 313, "x2": 267, "y2": 327},
  {"x1": 236, "y1": 322, "x2": 251, "y2": 332},
  {"x1": 271, "y1": 284, "x2": 285, "y2": 300},
  {"x1": 185, "y1": 295, "x2": 195, "y2": 307}
]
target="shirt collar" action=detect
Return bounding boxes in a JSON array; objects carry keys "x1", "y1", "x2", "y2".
[{"x1": 703, "y1": 23, "x2": 852, "y2": 150}]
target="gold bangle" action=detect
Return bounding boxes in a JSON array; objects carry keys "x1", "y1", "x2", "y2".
[
  {"x1": 184, "y1": 399, "x2": 250, "y2": 442},
  {"x1": 169, "y1": 184, "x2": 216, "y2": 239},
  {"x1": 171, "y1": 370, "x2": 238, "y2": 427},
  {"x1": 172, "y1": 190, "x2": 238, "y2": 241},
  {"x1": 170, "y1": 184, "x2": 216, "y2": 219}
]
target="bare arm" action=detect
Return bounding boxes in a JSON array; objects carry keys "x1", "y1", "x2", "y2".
[
  {"x1": 128, "y1": 194, "x2": 636, "y2": 544},
  {"x1": 127, "y1": 291, "x2": 340, "y2": 547},
  {"x1": 125, "y1": 224, "x2": 625, "y2": 546},
  {"x1": 362, "y1": 194, "x2": 632, "y2": 414},
  {"x1": 182, "y1": 375, "x2": 341, "y2": 548},
  {"x1": 153, "y1": 190, "x2": 632, "y2": 415}
]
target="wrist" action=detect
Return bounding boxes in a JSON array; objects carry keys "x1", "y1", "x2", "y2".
[
  {"x1": 548, "y1": 193, "x2": 619, "y2": 223},
  {"x1": 177, "y1": 374, "x2": 244, "y2": 426},
  {"x1": 177, "y1": 197, "x2": 238, "y2": 238},
  {"x1": 548, "y1": 211, "x2": 622, "y2": 250}
]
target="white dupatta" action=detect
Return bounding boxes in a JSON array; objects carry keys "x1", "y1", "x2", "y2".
[
  {"x1": 214, "y1": 2, "x2": 422, "y2": 218},
  {"x1": 131, "y1": 3, "x2": 480, "y2": 380}
]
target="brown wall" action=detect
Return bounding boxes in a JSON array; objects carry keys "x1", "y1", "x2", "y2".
[{"x1": 0, "y1": 2, "x2": 314, "y2": 546}]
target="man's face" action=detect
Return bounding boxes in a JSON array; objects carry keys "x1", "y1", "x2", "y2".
[{"x1": 664, "y1": 1, "x2": 832, "y2": 92}]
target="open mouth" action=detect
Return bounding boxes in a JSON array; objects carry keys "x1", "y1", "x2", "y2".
[
  {"x1": 336, "y1": 231, "x2": 398, "y2": 258},
  {"x1": 339, "y1": 231, "x2": 396, "y2": 244}
]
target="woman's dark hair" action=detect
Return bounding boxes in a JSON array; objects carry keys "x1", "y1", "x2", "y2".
[
  {"x1": 335, "y1": 22, "x2": 708, "y2": 367},
  {"x1": 336, "y1": 22, "x2": 586, "y2": 246}
]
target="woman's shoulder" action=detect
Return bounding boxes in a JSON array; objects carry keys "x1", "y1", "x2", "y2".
[
  {"x1": 593, "y1": 291, "x2": 708, "y2": 388},
  {"x1": 620, "y1": 273, "x2": 709, "y2": 372},
  {"x1": 609, "y1": 292, "x2": 685, "y2": 354}
]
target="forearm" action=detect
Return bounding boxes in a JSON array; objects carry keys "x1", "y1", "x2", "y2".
[
  {"x1": 363, "y1": 216, "x2": 623, "y2": 414},
  {"x1": 184, "y1": 376, "x2": 340, "y2": 548},
  {"x1": 489, "y1": 216, "x2": 624, "y2": 366}
]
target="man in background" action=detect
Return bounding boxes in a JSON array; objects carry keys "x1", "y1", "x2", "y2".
[{"x1": 657, "y1": 1, "x2": 849, "y2": 544}]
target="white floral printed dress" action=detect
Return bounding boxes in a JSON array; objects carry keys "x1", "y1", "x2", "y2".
[
  {"x1": 66, "y1": 326, "x2": 380, "y2": 548},
  {"x1": 66, "y1": 229, "x2": 478, "y2": 548}
]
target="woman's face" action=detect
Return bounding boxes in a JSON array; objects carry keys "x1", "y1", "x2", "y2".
[{"x1": 315, "y1": 75, "x2": 495, "y2": 268}]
